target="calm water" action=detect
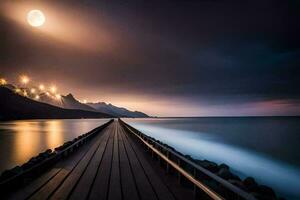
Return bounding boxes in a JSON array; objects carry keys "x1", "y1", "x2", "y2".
[
  {"x1": 0, "y1": 119, "x2": 110, "y2": 173},
  {"x1": 124, "y1": 117, "x2": 300, "y2": 200}
]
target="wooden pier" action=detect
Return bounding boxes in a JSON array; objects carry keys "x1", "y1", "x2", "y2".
[{"x1": 2, "y1": 119, "x2": 255, "y2": 200}]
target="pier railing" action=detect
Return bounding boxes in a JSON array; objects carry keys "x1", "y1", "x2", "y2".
[
  {"x1": 0, "y1": 119, "x2": 114, "y2": 192},
  {"x1": 119, "y1": 119, "x2": 256, "y2": 200}
]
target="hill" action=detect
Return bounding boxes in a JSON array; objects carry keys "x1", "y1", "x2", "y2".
[
  {"x1": 61, "y1": 94, "x2": 96, "y2": 112},
  {"x1": 0, "y1": 87, "x2": 112, "y2": 120},
  {"x1": 87, "y1": 102, "x2": 149, "y2": 118}
]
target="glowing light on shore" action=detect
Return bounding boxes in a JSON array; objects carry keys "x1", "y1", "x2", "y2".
[
  {"x1": 39, "y1": 84, "x2": 45, "y2": 91},
  {"x1": 46, "y1": 92, "x2": 50, "y2": 96},
  {"x1": 55, "y1": 94, "x2": 61, "y2": 100},
  {"x1": 20, "y1": 75, "x2": 29, "y2": 85},
  {"x1": 15, "y1": 88, "x2": 21, "y2": 93},
  {"x1": 30, "y1": 88, "x2": 36, "y2": 94},
  {"x1": 23, "y1": 90, "x2": 28, "y2": 96},
  {"x1": 0, "y1": 78, "x2": 7, "y2": 85},
  {"x1": 83, "y1": 100, "x2": 87, "y2": 104},
  {"x1": 50, "y1": 86, "x2": 57, "y2": 93},
  {"x1": 35, "y1": 95, "x2": 40, "y2": 100}
]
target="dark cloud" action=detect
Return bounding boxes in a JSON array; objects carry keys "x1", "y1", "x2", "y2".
[{"x1": 0, "y1": 0, "x2": 299, "y2": 116}]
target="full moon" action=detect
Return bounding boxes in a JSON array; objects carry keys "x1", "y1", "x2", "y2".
[{"x1": 27, "y1": 10, "x2": 46, "y2": 27}]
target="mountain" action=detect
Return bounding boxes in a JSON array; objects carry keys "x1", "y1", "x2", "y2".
[
  {"x1": 0, "y1": 84, "x2": 149, "y2": 118},
  {"x1": 87, "y1": 102, "x2": 149, "y2": 118},
  {"x1": 61, "y1": 94, "x2": 96, "y2": 112},
  {"x1": 0, "y1": 87, "x2": 112, "y2": 120}
]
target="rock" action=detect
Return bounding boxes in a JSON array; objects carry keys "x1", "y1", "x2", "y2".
[
  {"x1": 219, "y1": 163, "x2": 229, "y2": 170},
  {"x1": 197, "y1": 160, "x2": 219, "y2": 173},
  {"x1": 217, "y1": 168, "x2": 239, "y2": 180},
  {"x1": 29, "y1": 157, "x2": 39, "y2": 164},
  {"x1": 0, "y1": 166, "x2": 22, "y2": 181},
  {"x1": 258, "y1": 185, "x2": 276, "y2": 199},
  {"x1": 45, "y1": 149, "x2": 52, "y2": 154},
  {"x1": 184, "y1": 155, "x2": 193, "y2": 161},
  {"x1": 21, "y1": 161, "x2": 34, "y2": 170},
  {"x1": 243, "y1": 177, "x2": 259, "y2": 192}
]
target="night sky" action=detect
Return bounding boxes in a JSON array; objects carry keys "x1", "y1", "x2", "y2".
[{"x1": 0, "y1": 0, "x2": 299, "y2": 116}]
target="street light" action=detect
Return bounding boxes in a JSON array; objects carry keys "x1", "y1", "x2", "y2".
[
  {"x1": 55, "y1": 94, "x2": 61, "y2": 100},
  {"x1": 0, "y1": 78, "x2": 7, "y2": 85},
  {"x1": 50, "y1": 86, "x2": 57, "y2": 93},
  {"x1": 20, "y1": 75, "x2": 29, "y2": 85},
  {"x1": 39, "y1": 84, "x2": 45, "y2": 91}
]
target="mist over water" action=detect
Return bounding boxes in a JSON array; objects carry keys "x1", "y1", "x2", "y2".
[
  {"x1": 0, "y1": 119, "x2": 109, "y2": 173},
  {"x1": 124, "y1": 117, "x2": 300, "y2": 200}
]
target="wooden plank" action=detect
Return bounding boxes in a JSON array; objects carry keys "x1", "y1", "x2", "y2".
[
  {"x1": 138, "y1": 140, "x2": 195, "y2": 200},
  {"x1": 121, "y1": 125, "x2": 175, "y2": 200},
  {"x1": 28, "y1": 127, "x2": 106, "y2": 200},
  {"x1": 119, "y1": 123, "x2": 158, "y2": 200},
  {"x1": 107, "y1": 124, "x2": 122, "y2": 200},
  {"x1": 49, "y1": 124, "x2": 111, "y2": 200},
  {"x1": 29, "y1": 169, "x2": 69, "y2": 200},
  {"x1": 4, "y1": 168, "x2": 61, "y2": 200},
  {"x1": 117, "y1": 124, "x2": 139, "y2": 200},
  {"x1": 88, "y1": 122, "x2": 115, "y2": 200},
  {"x1": 68, "y1": 124, "x2": 112, "y2": 200}
]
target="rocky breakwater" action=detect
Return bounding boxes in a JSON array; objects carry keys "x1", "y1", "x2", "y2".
[
  {"x1": 156, "y1": 139, "x2": 284, "y2": 200},
  {"x1": 194, "y1": 159, "x2": 282, "y2": 200}
]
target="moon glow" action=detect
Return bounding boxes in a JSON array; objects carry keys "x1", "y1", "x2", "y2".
[{"x1": 27, "y1": 10, "x2": 45, "y2": 27}]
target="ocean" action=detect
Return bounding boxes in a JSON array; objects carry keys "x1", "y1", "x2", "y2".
[{"x1": 124, "y1": 117, "x2": 300, "y2": 200}]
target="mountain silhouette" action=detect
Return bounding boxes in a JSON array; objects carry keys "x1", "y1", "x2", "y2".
[
  {"x1": 0, "y1": 87, "x2": 112, "y2": 120},
  {"x1": 87, "y1": 102, "x2": 149, "y2": 118},
  {"x1": 61, "y1": 93, "x2": 96, "y2": 112}
]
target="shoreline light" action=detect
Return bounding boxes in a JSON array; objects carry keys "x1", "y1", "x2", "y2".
[
  {"x1": 50, "y1": 86, "x2": 57, "y2": 93},
  {"x1": 30, "y1": 88, "x2": 36, "y2": 94},
  {"x1": 55, "y1": 94, "x2": 61, "y2": 100},
  {"x1": 23, "y1": 90, "x2": 28, "y2": 96},
  {"x1": 35, "y1": 95, "x2": 40, "y2": 100},
  {"x1": 39, "y1": 84, "x2": 45, "y2": 91},
  {"x1": 83, "y1": 100, "x2": 87, "y2": 104},
  {"x1": 0, "y1": 78, "x2": 7, "y2": 85},
  {"x1": 20, "y1": 75, "x2": 29, "y2": 85}
]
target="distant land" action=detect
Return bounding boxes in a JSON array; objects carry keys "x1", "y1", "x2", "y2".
[
  {"x1": 0, "y1": 87, "x2": 112, "y2": 120},
  {"x1": 87, "y1": 102, "x2": 148, "y2": 118},
  {"x1": 0, "y1": 86, "x2": 148, "y2": 120},
  {"x1": 51, "y1": 93, "x2": 148, "y2": 118}
]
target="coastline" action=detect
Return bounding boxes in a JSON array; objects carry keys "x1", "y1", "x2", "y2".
[{"x1": 122, "y1": 121, "x2": 286, "y2": 200}]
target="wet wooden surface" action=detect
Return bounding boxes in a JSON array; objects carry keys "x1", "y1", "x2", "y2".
[{"x1": 4, "y1": 121, "x2": 193, "y2": 200}]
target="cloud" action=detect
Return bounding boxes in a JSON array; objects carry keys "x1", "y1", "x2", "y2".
[{"x1": 0, "y1": 0, "x2": 299, "y2": 116}]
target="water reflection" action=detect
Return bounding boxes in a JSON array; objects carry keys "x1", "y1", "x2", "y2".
[
  {"x1": 14, "y1": 121, "x2": 41, "y2": 166},
  {"x1": 45, "y1": 120, "x2": 64, "y2": 148},
  {"x1": 0, "y1": 119, "x2": 109, "y2": 172}
]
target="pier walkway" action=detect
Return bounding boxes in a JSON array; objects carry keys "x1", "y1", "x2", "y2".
[{"x1": 4, "y1": 120, "x2": 194, "y2": 200}]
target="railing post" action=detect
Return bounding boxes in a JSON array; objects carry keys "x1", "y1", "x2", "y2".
[
  {"x1": 177, "y1": 158, "x2": 183, "y2": 185},
  {"x1": 166, "y1": 151, "x2": 170, "y2": 173},
  {"x1": 193, "y1": 168, "x2": 199, "y2": 199},
  {"x1": 151, "y1": 144, "x2": 155, "y2": 158}
]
